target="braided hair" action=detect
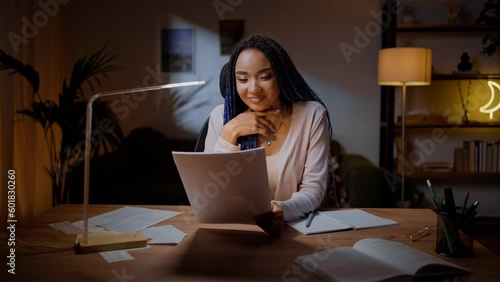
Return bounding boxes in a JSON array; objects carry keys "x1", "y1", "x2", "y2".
[{"x1": 223, "y1": 34, "x2": 332, "y2": 150}]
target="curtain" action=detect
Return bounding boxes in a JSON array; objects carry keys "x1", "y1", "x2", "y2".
[{"x1": 0, "y1": 0, "x2": 63, "y2": 228}]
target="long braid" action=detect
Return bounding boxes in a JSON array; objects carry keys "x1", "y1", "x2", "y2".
[{"x1": 224, "y1": 35, "x2": 332, "y2": 150}]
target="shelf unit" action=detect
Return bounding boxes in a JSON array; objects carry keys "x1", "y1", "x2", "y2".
[{"x1": 379, "y1": 1, "x2": 500, "y2": 178}]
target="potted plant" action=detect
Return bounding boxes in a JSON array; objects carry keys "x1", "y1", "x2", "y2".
[
  {"x1": 0, "y1": 44, "x2": 124, "y2": 205},
  {"x1": 475, "y1": 0, "x2": 500, "y2": 56}
]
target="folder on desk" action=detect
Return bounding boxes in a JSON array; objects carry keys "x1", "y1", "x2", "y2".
[
  {"x1": 286, "y1": 209, "x2": 398, "y2": 235},
  {"x1": 172, "y1": 147, "x2": 271, "y2": 223}
]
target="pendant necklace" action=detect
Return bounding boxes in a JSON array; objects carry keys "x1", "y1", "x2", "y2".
[{"x1": 263, "y1": 104, "x2": 286, "y2": 146}]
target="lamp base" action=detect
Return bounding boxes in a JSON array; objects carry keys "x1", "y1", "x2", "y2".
[{"x1": 75, "y1": 232, "x2": 148, "y2": 254}]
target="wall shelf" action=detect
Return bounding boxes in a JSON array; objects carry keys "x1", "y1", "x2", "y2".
[
  {"x1": 433, "y1": 73, "x2": 500, "y2": 80},
  {"x1": 406, "y1": 171, "x2": 500, "y2": 182},
  {"x1": 394, "y1": 123, "x2": 500, "y2": 129},
  {"x1": 397, "y1": 24, "x2": 500, "y2": 33}
]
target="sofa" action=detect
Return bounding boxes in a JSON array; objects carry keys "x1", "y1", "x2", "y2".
[{"x1": 329, "y1": 140, "x2": 393, "y2": 208}]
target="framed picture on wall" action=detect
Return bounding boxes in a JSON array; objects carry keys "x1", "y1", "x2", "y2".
[
  {"x1": 219, "y1": 20, "x2": 244, "y2": 55},
  {"x1": 161, "y1": 28, "x2": 195, "y2": 73}
]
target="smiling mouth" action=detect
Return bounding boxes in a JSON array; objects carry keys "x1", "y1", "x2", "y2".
[{"x1": 247, "y1": 97, "x2": 264, "y2": 103}]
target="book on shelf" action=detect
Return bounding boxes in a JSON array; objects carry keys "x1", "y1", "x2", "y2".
[
  {"x1": 420, "y1": 161, "x2": 452, "y2": 172},
  {"x1": 462, "y1": 140, "x2": 500, "y2": 173},
  {"x1": 295, "y1": 238, "x2": 471, "y2": 282},
  {"x1": 286, "y1": 209, "x2": 398, "y2": 235},
  {"x1": 454, "y1": 148, "x2": 464, "y2": 172}
]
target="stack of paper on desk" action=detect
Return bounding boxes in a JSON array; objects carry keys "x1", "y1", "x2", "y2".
[{"x1": 286, "y1": 209, "x2": 398, "y2": 235}]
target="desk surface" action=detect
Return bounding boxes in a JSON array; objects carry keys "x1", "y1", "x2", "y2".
[{"x1": 2, "y1": 205, "x2": 499, "y2": 282}]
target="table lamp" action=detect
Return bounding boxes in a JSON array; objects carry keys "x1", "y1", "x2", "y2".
[
  {"x1": 378, "y1": 47, "x2": 432, "y2": 206},
  {"x1": 75, "y1": 80, "x2": 205, "y2": 253}
]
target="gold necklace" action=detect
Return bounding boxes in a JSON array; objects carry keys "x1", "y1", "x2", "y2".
[{"x1": 263, "y1": 104, "x2": 286, "y2": 146}]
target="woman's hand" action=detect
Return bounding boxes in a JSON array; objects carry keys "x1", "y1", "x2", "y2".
[
  {"x1": 221, "y1": 108, "x2": 280, "y2": 145},
  {"x1": 254, "y1": 202, "x2": 284, "y2": 236}
]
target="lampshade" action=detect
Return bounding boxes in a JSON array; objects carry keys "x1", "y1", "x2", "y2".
[{"x1": 378, "y1": 47, "x2": 432, "y2": 86}]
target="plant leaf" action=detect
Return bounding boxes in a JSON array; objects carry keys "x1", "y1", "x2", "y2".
[{"x1": 0, "y1": 48, "x2": 40, "y2": 94}]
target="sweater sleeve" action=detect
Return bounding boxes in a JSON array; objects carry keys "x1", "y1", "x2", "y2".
[
  {"x1": 204, "y1": 104, "x2": 241, "y2": 153},
  {"x1": 273, "y1": 105, "x2": 329, "y2": 221}
]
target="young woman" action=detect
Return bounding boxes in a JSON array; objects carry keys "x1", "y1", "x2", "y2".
[{"x1": 205, "y1": 34, "x2": 332, "y2": 235}]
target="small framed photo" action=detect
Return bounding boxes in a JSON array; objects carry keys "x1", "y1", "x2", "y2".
[
  {"x1": 219, "y1": 20, "x2": 244, "y2": 55},
  {"x1": 161, "y1": 28, "x2": 195, "y2": 73}
]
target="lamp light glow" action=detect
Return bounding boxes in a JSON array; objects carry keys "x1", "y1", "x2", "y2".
[{"x1": 479, "y1": 81, "x2": 500, "y2": 120}]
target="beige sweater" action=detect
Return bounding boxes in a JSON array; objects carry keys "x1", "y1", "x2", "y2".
[{"x1": 204, "y1": 101, "x2": 329, "y2": 221}]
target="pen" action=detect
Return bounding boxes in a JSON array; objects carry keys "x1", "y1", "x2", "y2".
[
  {"x1": 426, "y1": 179, "x2": 440, "y2": 209},
  {"x1": 465, "y1": 200, "x2": 480, "y2": 217},
  {"x1": 460, "y1": 190, "x2": 469, "y2": 215},
  {"x1": 305, "y1": 211, "x2": 315, "y2": 228}
]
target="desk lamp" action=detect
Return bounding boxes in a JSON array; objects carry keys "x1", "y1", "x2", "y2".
[
  {"x1": 378, "y1": 47, "x2": 432, "y2": 206},
  {"x1": 75, "y1": 80, "x2": 205, "y2": 253}
]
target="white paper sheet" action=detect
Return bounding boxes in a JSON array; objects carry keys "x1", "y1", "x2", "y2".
[
  {"x1": 172, "y1": 147, "x2": 271, "y2": 223},
  {"x1": 141, "y1": 225, "x2": 186, "y2": 245},
  {"x1": 49, "y1": 221, "x2": 84, "y2": 235},
  {"x1": 72, "y1": 206, "x2": 181, "y2": 233}
]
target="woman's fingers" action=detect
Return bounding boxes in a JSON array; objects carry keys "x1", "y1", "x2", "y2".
[{"x1": 221, "y1": 108, "x2": 282, "y2": 143}]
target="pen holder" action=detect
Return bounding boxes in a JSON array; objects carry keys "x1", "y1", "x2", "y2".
[{"x1": 434, "y1": 209, "x2": 474, "y2": 258}]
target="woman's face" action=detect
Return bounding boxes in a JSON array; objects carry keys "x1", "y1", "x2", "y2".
[{"x1": 235, "y1": 49, "x2": 281, "y2": 112}]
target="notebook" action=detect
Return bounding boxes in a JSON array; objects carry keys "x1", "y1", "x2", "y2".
[
  {"x1": 286, "y1": 209, "x2": 398, "y2": 235},
  {"x1": 172, "y1": 147, "x2": 271, "y2": 223}
]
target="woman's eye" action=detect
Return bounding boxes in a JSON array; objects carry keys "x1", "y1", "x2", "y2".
[
  {"x1": 260, "y1": 74, "x2": 272, "y2": 80},
  {"x1": 237, "y1": 78, "x2": 248, "y2": 83}
]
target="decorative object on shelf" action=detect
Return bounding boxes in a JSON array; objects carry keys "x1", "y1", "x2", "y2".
[
  {"x1": 378, "y1": 47, "x2": 432, "y2": 206},
  {"x1": 444, "y1": 0, "x2": 460, "y2": 24},
  {"x1": 403, "y1": 14, "x2": 415, "y2": 24},
  {"x1": 457, "y1": 52, "x2": 473, "y2": 71},
  {"x1": 479, "y1": 81, "x2": 500, "y2": 120},
  {"x1": 457, "y1": 80, "x2": 472, "y2": 123},
  {"x1": 475, "y1": 0, "x2": 500, "y2": 56}
]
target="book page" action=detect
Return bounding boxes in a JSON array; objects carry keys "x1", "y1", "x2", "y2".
[
  {"x1": 321, "y1": 209, "x2": 398, "y2": 230},
  {"x1": 295, "y1": 246, "x2": 408, "y2": 282},
  {"x1": 353, "y1": 238, "x2": 471, "y2": 277},
  {"x1": 286, "y1": 212, "x2": 353, "y2": 235}
]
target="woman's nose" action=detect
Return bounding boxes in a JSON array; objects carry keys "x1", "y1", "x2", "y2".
[{"x1": 249, "y1": 80, "x2": 261, "y2": 93}]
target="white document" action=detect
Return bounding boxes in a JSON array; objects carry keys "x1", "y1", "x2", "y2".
[
  {"x1": 172, "y1": 147, "x2": 271, "y2": 223},
  {"x1": 295, "y1": 238, "x2": 471, "y2": 282},
  {"x1": 286, "y1": 209, "x2": 398, "y2": 235},
  {"x1": 49, "y1": 221, "x2": 84, "y2": 235},
  {"x1": 141, "y1": 225, "x2": 186, "y2": 245},
  {"x1": 73, "y1": 206, "x2": 181, "y2": 233},
  {"x1": 100, "y1": 250, "x2": 135, "y2": 263}
]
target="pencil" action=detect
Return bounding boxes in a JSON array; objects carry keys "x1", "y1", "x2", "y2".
[{"x1": 460, "y1": 190, "x2": 470, "y2": 215}]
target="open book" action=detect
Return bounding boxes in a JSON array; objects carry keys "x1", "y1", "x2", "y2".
[
  {"x1": 295, "y1": 238, "x2": 471, "y2": 282},
  {"x1": 286, "y1": 209, "x2": 398, "y2": 235}
]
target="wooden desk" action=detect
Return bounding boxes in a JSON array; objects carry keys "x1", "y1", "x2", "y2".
[{"x1": 2, "y1": 205, "x2": 499, "y2": 281}]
